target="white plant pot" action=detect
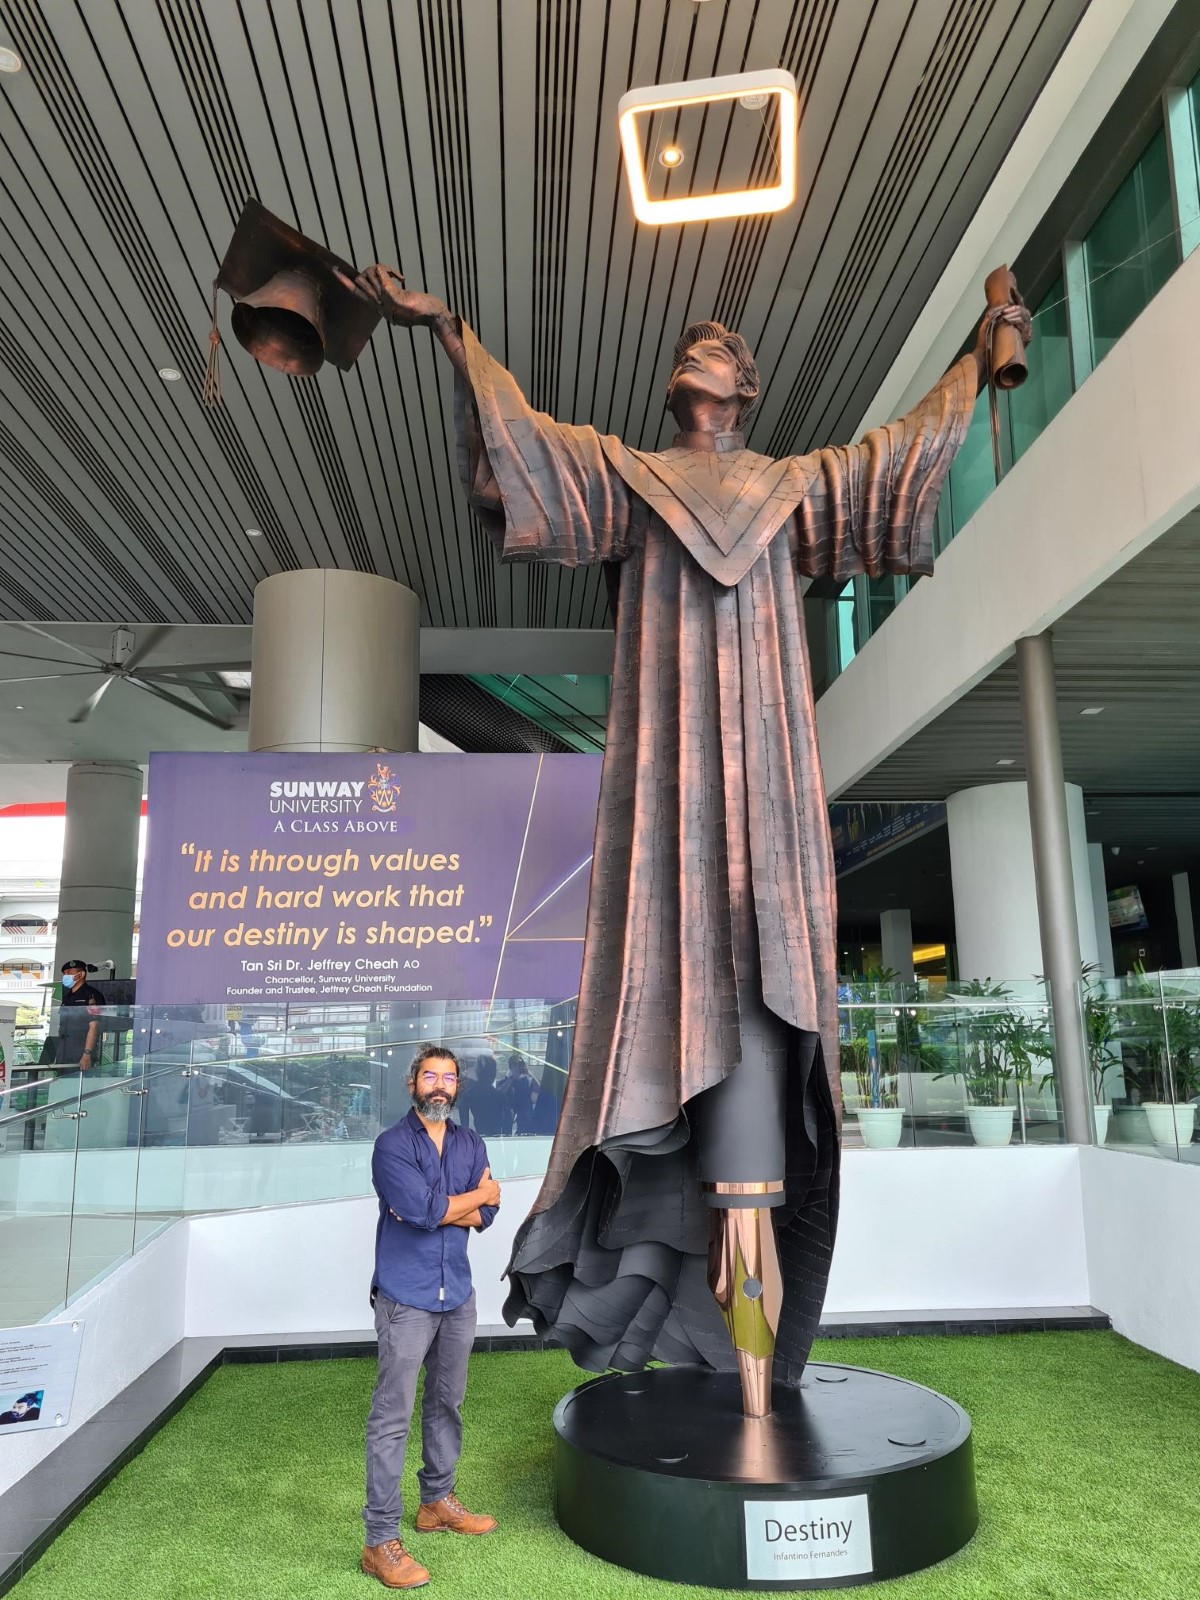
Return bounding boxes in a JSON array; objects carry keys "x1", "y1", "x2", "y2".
[
  {"x1": 967, "y1": 1105, "x2": 1016, "y2": 1147},
  {"x1": 1144, "y1": 1102, "x2": 1196, "y2": 1148},
  {"x1": 855, "y1": 1107, "x2": 905, "y2": 1149},
  {"x1": 1093, "y1": 1104, "x2": 1111, "y2": 1146}
]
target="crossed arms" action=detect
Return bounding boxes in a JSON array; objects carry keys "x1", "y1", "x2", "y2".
[{"x1": 373, "y1": 1138, "x2": 501, "y2": 1233}]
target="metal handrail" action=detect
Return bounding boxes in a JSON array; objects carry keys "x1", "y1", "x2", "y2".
[{"x1": 0, "y1": 1061, "x2": 199, "y2": 1130}]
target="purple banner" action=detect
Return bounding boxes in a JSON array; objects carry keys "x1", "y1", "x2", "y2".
[{"x1": 138, "y1": 752, "x2": 601, "y2": 1005}]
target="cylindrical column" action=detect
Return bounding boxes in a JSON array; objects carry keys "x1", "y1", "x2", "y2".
[
  {"x1": 249, "y1": 570, "x2": 420, "y2": 753},
  {"x1": 947, "y1": 783, "x2": 1098, "y2": 981},
  {"x1": 1016, "y1": 632, "x2": 1093, "y2": 1145},
  {"x1": 880, "y1": 908, "x2": 916, "y2": 983},
  {"x1": 53, "y1": 761, "x2": 142, "y2": 977},
  {"x1": 1087, "y1": 843, "x2": 1116, "y2": 978},
  {"x1": 1172, "y1": 871, "x2": 1198, "y2": 968}
]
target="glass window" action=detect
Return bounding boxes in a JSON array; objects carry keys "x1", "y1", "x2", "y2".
[
  {"x1": 943, "y1": 386, "x2": 996, "y2": 539},
  {"x1": 1007, "y1": 275, "x2": 1072, "y2": 463},
  {"x1": 863, "y1": 572, "x2": 904, "y2": 638},
  {"x1": 815, "y1": 590, "x2": 858, "y2": 691},
  {"x1": 1084, "y1": 124, "x2": 1178, "y2": 366}
]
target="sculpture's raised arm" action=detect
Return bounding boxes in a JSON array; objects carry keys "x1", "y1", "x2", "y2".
[
  {"x1": 793, "y1": 279, "x2": 1032, "y2": 585},
  {"x1": 350, "y1": 263, "x2": 635, "y2": 569}
]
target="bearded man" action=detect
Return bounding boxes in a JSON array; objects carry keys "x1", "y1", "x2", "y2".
[
  {"x1": 361, "y1": 1044, "x2": 502, "y2": 1589},
  {"x1": 353, "y1": 262, "x2": 1029, "y2": 1421}
]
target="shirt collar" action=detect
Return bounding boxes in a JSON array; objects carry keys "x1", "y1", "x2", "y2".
[{"x1": 404, "y1": 1107, "x2": 460, "y2": 1139}]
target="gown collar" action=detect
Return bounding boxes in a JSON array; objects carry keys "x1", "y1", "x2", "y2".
[{"x1": 670, "y1": 429, "x2": 745, "y2": 454}]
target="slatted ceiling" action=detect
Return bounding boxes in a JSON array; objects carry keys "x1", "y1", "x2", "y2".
[
  {"x1": 842, "y1": 509, "x2": 1200, "y2": 802},
  {"x1": 418, "y1": 674, "x2": 575, "y2": 756},
  {"x1": 0, "y1": 0, "x2": 1086, "y2": 631}
]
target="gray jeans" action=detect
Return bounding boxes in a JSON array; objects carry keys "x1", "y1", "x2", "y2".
[{"x1": 363, "y1": 1289, "x2": 477, "y2": 1546}]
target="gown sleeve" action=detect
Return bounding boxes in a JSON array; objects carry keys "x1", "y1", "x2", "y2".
[
  {"x1": 453, "y1": 322, "x2": 636, "y2": 566},
  {"x1": 793, "y1": 354, "x2": 977, "y2": 582}
]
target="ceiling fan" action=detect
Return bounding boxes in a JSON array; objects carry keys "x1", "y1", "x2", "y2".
[{"x1": 0, "y1": 623, "x2": 251, "y2": 730}]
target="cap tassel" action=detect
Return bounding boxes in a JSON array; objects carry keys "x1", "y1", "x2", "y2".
[{"x1": 203, "y1": 279, "x2": 222, "y2": 409}]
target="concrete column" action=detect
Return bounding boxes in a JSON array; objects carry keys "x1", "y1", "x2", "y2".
[
  {"x1": 947, "y1": 783, "x2": 1098, "y2": 981},
  {"x1": 880, "y1": 908, "x2": 915, "y2": 982},
  {"x1": 249, "y1": 570, "x2": 420, "y2": 753},
  {"x1": 1173, "y1": 871, "x2": 1198, "y2": 968},
  {"x1": 1088, "y1": 843, "x2": 1116, "y2": 978},
  {"x1": 1016, "y1": 632, "x2": 1092, "y2": 1145},
  {"x1": 53, "y1": 761, "x2": 142, "y2": 978}
]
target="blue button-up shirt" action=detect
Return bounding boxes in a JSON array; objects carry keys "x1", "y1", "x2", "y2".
[{"x1": 371, "y1": 1109, "x2": 497, "y2": 1313}]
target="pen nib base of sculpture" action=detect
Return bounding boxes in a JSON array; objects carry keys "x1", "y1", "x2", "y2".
[{"x1": 705, "y1": 1185, "x2": 785, "y2": 1420}]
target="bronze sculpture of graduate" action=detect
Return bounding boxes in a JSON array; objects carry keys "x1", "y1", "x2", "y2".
[{"x1": 350, "y1": 262, "x2": 1030, "y2": 1419}]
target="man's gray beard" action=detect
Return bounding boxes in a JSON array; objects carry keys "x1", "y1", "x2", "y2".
[{"x1": 415, "y1": 1093, "x2": 455, "y2": 1122}]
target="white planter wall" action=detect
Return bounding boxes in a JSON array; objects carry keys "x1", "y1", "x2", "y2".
[{"x1": 1079, "y1": 1147, "x2": 1200, "y2": 1372}]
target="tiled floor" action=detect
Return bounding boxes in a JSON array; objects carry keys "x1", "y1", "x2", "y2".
[{"x1": 0, "y1": 1214, "x2": 178, "y2": 1327}]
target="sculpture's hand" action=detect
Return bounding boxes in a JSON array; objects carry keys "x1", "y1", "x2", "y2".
[
  {"x1": 973, "y1": 300, "x2": 1033, "y2": 358},
  {"x1": 339, "y1": 263, "x2": 448, "y2": 328},
  {"x1": 972, "y1": 270, "x2": 1033, "y2": 392}
]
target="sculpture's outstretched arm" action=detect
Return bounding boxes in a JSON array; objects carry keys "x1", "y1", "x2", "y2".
[{"x1": 344, "y1": 264, "x2": 635, "y2": 570}]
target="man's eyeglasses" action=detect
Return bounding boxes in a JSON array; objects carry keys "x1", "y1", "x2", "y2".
[{"x1": 417, "y1": 1071, "x2": 458, "y2": 1087}]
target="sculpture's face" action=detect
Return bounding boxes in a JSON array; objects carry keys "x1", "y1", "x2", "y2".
[{"x1": 667, "y1": 337, "x2": 756, "y2": 421}]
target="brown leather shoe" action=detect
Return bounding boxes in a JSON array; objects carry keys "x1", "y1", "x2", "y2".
[
  {"x1": 415, "y1": 1493, "x2": 498, "y2": 1536},
  {"x1": 361, "y1": 1539, "x2": 430, "y2": 1588}
]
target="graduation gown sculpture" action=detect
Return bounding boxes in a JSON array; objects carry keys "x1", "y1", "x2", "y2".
[
  {"x1": 205, "y1": 206, "x2": 1021, "y2": 1418},
  {"x1": 448, "y1": 322, "x2": 978, "y2": 1392}
]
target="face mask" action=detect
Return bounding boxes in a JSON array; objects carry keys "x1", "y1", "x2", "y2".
[{"x1": 62, "y1": 974, "x2": 77, "y2": 990}]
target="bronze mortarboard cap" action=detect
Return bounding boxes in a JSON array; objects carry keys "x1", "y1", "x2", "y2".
[{"x1": 204, "y1": 199, "x2": 380, "y2": 405}]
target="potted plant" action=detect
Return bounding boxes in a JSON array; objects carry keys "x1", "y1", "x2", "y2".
[
  {"x1": 1138, "y1": 986, "x2": 1200, "y2": 1149},
  {"x1": 1080, "y1": 964, "x2": 1120, "y2": 1144},
  {"x1": 852, "y1": 1035, "x2": 905, "y2": 1149},
  {"x1": 940, "y1": 981, "x2": 1052, "y2": 1146},
  {"x1": 839, "y1": 972, "x2": 906, "y2": 1148}
]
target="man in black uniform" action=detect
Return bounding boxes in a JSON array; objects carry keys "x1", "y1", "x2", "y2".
[{"x1": 57, "y1": 959, "x2": 105, "y2": 1072}]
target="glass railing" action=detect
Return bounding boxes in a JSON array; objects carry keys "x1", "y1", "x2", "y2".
[
  {"x1": 1081, "y1": 969, "x2": 1200, "y2": 1161},
  {"x1": 2, "y1": 983, "x2": 1073, "y2": 1326},
  {"x1": 0, "y1": 998, "x2": 574, "y2": 1325},
  {"x1": 838, "y1": 979, "x2": 1061, "y2": 1150}
]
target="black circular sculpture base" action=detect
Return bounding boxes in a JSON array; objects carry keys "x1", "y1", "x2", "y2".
[{"x1": 553, "y1": 1364, "x2": 977, "y2": 1589}]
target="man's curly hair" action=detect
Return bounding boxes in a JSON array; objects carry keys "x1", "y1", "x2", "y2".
[{"x1": 671, "y1": 321, "x2": 761, "y2": 426}]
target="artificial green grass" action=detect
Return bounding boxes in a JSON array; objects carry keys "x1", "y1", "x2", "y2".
[{"x1": 14, "y1": 1333, "x2": 1200, "y2": 1599}]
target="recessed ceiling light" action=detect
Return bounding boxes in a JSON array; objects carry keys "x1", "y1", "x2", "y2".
[
  {"x1": 996, "y1": 758, "x2": 1015, "y2": 767},
  {"x1": 0, "y1": 47, "x2": 22, "y2": 74},
  {"x1": 246, "y1": 527, "x2": 263, "y2": 538},
  {"x1": 658, "y1": 145, "x2": 685, "y2": 169},
  {"x1": 14, "y1": 705, "x2": 23, "y2": 712},
  {"x1": 738, "y1": 92, "x2": 770, "y2": 110},
  {"x1": 158, "y1": 366, "x2": 182, "y2": 382},
  {"x1": 1079, "y1": 706, "x2": 1105, "y2": 716}
]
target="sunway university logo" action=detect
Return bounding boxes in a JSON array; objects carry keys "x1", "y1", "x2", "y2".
[{"x1": 368, "y1": 762, "x2": 400, "y2": 813}]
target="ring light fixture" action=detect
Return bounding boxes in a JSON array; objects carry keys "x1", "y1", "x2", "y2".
[{"x1": 618, "y1": 67, "x2": 798, "y2": 225}]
